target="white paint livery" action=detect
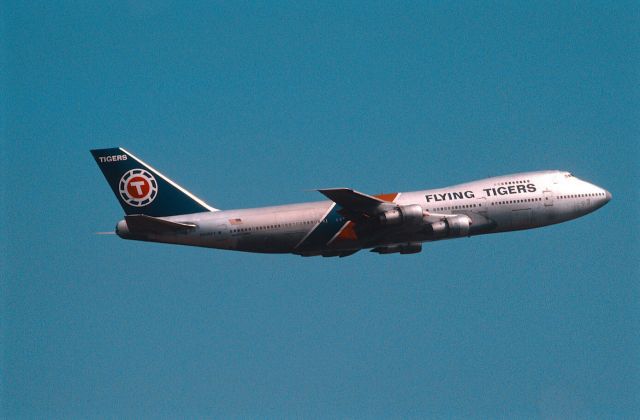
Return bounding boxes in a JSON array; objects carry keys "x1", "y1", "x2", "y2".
[{"x1": 93, "y1": 149, "x2": 611, "y2": 257}]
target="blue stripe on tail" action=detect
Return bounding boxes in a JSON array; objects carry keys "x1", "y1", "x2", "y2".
[{"x1": 296, "y1": 205, "x2": 347, "y2": 251}]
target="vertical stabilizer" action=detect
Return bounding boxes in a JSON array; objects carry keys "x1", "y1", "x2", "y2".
[{"x1": 91, "y1": 147, "x2": 218, "y2": 217}]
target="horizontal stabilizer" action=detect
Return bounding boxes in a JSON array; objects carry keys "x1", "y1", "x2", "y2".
[{"x1": 124, "y1": 214, "x2": 196, "y2": 235}]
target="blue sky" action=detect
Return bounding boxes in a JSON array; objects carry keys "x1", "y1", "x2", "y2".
[{"x1": 3, "y1": 1, "x2": 639, "y2": 417}]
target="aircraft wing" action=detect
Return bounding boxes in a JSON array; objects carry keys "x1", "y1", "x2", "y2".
[{"x1": 317, "y1": 188, "x2": 396, "y2": 220}]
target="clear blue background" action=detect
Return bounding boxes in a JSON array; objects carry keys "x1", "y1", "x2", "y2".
[{"x1": 3, "y1": 1, "x2": 639, "y2": 418}]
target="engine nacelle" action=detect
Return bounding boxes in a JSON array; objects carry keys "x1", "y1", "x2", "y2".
[
  {"x1": 378, "y1": 204, "x2": 424, "y2": 228},
  {"x1": 430, "y1": 215, "x2": 472, "y2": 238}
]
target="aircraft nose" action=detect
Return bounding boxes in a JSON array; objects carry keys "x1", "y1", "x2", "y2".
[{"x1": 605, "y1": 190, "x2": 612, "y2": 203}]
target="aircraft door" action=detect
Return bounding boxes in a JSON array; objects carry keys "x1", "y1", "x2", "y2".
[
  {"x1": 213, "y1": 223, "x2": 229, "y2": 242},
  {"x1": 475, "y1": 196, "x2": 488, "y2": 214},
  {"x1": 543, "y1": 189, "x2": 554, "y2": 207},
  {"x1": 199, "y1": 222, "x2": 232, "y2": 249}
]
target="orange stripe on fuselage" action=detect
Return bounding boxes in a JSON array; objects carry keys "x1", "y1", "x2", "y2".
[
  {"x1": 335, "y1": 222, "x2": 358, "y2": 241},
  {"x1": 333, "y1": 192, "x2": 398, "y2": 243}
]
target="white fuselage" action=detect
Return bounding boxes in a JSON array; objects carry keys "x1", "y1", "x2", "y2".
[{"x1": 116, "y1": 170, "x2": 611, "y2": 257}]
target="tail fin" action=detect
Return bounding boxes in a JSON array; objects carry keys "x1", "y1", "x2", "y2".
[{"x1": 90, "y1": 147, "x2": 218, "y2": 217}]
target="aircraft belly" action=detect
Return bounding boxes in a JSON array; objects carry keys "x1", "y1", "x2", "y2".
[
  {"x1": 511, "y1": 208, "x2": 533, "y2": 229},
  {"x1": 235, "y1": 232, "x2": 305, "y2": 253}
]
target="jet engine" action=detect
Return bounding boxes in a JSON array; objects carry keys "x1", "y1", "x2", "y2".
[
  {"x1": 377, "y1": 204, "x2": 424, "y2": 228},
  {"x1": 375, "y1": 205, "x2": 473, "y2": 239},
  {"x1": 429, "y1": 215, "x2": 472, "y2": 238}
]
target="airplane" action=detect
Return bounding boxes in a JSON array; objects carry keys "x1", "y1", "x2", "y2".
[{"x1": 91, "y1": 147, "x2": 611, "y2": 257}]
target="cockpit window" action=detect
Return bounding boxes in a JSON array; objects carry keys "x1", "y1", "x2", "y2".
[{"x1": 565, "y1": 172, "x2": 574, "y2": 178}]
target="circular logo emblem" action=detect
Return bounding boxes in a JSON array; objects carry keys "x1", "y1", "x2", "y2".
[{"x1": 119, "y1": 169, "x2": 158, "y2": 207}]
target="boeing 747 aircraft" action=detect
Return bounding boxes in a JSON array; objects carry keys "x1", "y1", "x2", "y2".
[{"x1": 91, "y1": 147, "x2": 611, "y2": 257}]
